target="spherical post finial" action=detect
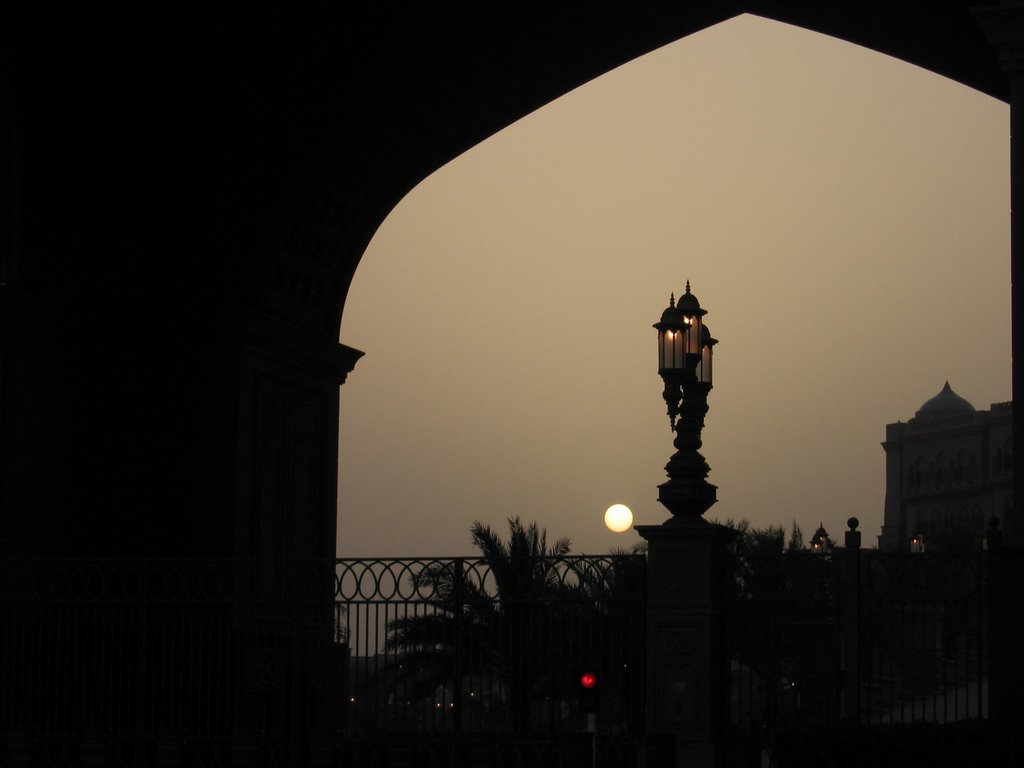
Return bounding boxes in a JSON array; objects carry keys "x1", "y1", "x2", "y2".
[{"x1": 845, "y1": 517, "x2": 862, "y2": 549}]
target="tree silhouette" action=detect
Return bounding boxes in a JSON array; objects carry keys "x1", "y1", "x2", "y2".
[
  {"x1": 384, "y1": 517, "x2": 644, "y2": 735},
  {"x1": 720, "y1": 518, "x2": 805, "y2": 600},
  {"x1": 383, "y1": 518, "x2": 570, "y2": 733}
]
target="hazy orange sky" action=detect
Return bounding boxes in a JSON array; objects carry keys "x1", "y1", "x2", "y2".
[{"x1": 336, "y1": 14, "x2": 1010, "y2": 557}]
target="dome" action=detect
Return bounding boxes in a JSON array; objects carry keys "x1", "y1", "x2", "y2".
[
  {"x1": 914, "y1": 382, "x2": 975, "y2": 420},
  {"x1": 659, "y1": 297, "x2": 683, "y2": 324},
  {"x1": 654, "y1": 294, "x2": 684, "y2": 330},
  {"x1": 676, "y1": 281, "x2": 706, "y2": 317}
]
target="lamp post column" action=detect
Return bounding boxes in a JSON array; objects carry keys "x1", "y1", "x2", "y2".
[{"x1": 636, "y1": 284, "x2": 734, "y2": 768}]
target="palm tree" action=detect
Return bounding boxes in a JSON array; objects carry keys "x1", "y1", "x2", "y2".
[
  {"x1": 383, "y1": 517, "x2": 644, "y2": 736},
  {"x1": 385, "y1": 517, "x2": 571, "y2": 734}
]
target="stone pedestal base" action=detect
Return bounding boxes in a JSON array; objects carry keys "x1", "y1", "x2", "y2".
[{"x1": 635, "y1": 518, "x2": 734, "y2": 768}]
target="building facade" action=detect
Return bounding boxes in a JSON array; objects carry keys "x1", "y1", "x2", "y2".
[{"x1": 879, "y1": 382, "x2": 1012, "y2": 552}]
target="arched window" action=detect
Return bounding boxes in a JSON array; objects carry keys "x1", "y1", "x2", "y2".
[{"x1": 935, "y1": 453, "x2": 946, "y2": 488}]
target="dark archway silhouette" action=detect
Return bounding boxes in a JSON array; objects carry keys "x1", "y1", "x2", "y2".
[
  {"x1": 0, "y1": 5, "x2": 1012, "y2": 561},
  {"x1": 4, "y1": 3, "x2": 1024, "y2": 752}
]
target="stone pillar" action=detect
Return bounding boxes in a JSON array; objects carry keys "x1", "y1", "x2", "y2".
[
  {"x1": 973, "y1": 4, "x2": 1024, "y2": 728},
  {"x1": 878, "y1": 424, "x2": 906, "y2": 551},
  {"x1": 232, "y1": 311, "x2": 362, "y2": 745},
  {"x1": 974, "y1": 2, "x2": 1024, "y2": 548},
  {"x1": 840, "y1": 518, "x2": 862, "y2": 722},
  {"x1": 635, "y1": 517, "x2": 734, "y2": 768},
  {"x1": 236, "y1": 310, "x2": 363, "y2": 565}
]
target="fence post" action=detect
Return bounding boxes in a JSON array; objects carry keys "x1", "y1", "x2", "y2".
[
  {"x1": 984, "y1": 516, "x2": 1024, "y2": 724},
  {"x1": 136, "y1": 560, "x2": 148, "y2": 744},
  {"x1": 452, "y1": 557, "x2": 464, "y2": 766},
  {"x1": 841, "y1": 518, "x2": 862, "y2": 724}
]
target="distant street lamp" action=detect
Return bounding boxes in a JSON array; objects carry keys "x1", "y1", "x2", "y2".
[
  {"x1": 810, "y1": 524, "x2": 831, "y2": 555},
  {"x1": 653, "y1": 281, "x2": 718, "y2": 521},
  {"x1": 910, "y1": 533, "x2": 926, "y2": 553}
]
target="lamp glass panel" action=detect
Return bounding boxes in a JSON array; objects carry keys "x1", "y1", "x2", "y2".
[
  {"x1": 698, "y1": 344, "x2": 713, "y2": 384},
  {"x1": 683, "y1": 315, "x2": 702, "y2": 355},
  {"x1": 660, "y1": 329, "x2": 686, "y2": 370}
]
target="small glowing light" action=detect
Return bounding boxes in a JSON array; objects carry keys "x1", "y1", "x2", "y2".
[
  {"x1": 580, "y1": 672, "x2": 598, "y2": 689},
  {"x1": 604, "y1": 504, "x2": 633, "y2": 533}
]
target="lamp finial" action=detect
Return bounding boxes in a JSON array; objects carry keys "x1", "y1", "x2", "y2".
[
  {"x1": 669, "y1": 292, "x2": 675, "y2": 307},
  {"x1": 685, "y1": 280, "x2": 691, "y2": 294}
]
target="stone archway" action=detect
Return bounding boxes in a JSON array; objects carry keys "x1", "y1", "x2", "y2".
[
  {"x1": 0, "y1": 6, "x2": 1015, "y2": 561},
  {"x1": 4, "y1": 3, "x2": 1024, "y2": 751}
]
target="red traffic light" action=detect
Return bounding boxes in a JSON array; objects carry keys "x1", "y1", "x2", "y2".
[{"x1": 579, "y1": 672, "x2": 597, "y2": 689}]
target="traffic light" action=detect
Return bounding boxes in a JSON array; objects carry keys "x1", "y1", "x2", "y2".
[{"x1": 578, "y1": 670, "x2": 600, "y2": 713}]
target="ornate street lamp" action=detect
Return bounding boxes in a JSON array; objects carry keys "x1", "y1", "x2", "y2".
[
  {"x1": 910, "y1": 533, "x2": 926, "y2": 553},
  {"x1": 638, "y1": 281, "x2": 730, "y2": 766},
  {"x1": 653, "y1": 281, "x2": 718, "y2": 521}
]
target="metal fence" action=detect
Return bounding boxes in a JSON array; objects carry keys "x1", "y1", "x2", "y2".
[
  {"x1": 334, "y1": 555, "x2": 646, "y2": 763},
  {"x1": 0, "y1": 556, "x2": 644, "y2": 767},
  {"x1": 0, "y1": 559, "x2": 344, "y2": 766},
  {"x1": 728, "y1": 549, "x2": 989, "y2": 749},
  {"x1": 0, "y1": 549, "x2": 1003, "y2": 766},
  {"x1": 863, "y1": 552, "x2": 987, "y2": 724},
  {"x1": 728, "y1": 550, "x2": 840, "y2": 739}
]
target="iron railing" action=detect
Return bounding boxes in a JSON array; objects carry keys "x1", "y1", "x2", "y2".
[
  {"x1": 0, "y1": 556, "x2": 645, "y2": 767},
  {"x1": 0, "y1": 558, "x2": 343, "y2": 766},
  {"x1": 334, "y1": 555, "x2": 646, "y2": 741},
  {"x1": 0, "y1": 549, "x2": 1007, "y2": 766},
  {"x1": 728, "y1": 549, "x2": 990, "y2": 751},
  {"x1": 863, "y1": 552, "x2": 987, "y2": 724},
  {"x1": 728, "y1": 551, "x2": 840, "y2": 738}
]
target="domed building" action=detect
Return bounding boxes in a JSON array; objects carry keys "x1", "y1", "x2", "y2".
[{"x1": 878, "y1": 383, "x2": 1012, "y2": 551}]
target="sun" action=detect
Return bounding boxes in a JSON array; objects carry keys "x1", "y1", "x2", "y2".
[{"x1": 604, "y1": 504, "x2": 633, "y2": 533}]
